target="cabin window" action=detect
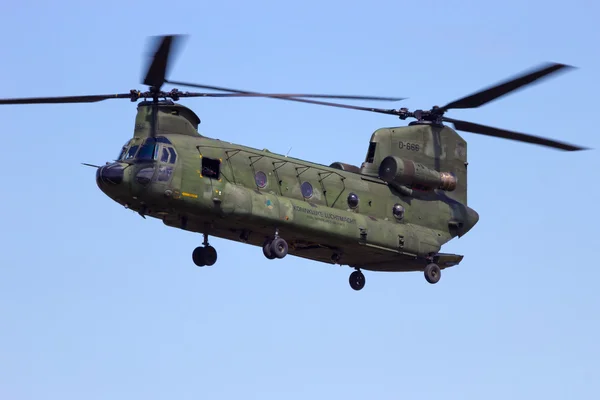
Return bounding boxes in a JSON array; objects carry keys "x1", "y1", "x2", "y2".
[
  {"x1": 301, "y1": 181, "x2": 313, "y2": 198},
  {"x1": 201, "y1": 157, "x2": 221, "y2": 179},
  {"x1": 255, "y1": 171, "x2": 267, "y2": 188},
  {"x1": 347, "y1": 192, "x2": 359, "y2": 209},
  {"x1": 392, "y1": 204, "x2": 405, "y2": 221},
  {"x1": 365, "y1": 142, "x2": 377, "y2": 163}
]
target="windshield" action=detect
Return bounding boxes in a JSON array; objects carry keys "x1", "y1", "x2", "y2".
[
  {"x1": 117, "y1": 137, "x2": 174, "y2": 163},
  {"x1": 117, "y1": 143, "x2": 128, "y2": 161},
  {"x1": 117, "y1": 138, "x2": 155, "y2": 162},
  {"x1": 136, "y1": 138, "x2": 156, "y2": 161}
]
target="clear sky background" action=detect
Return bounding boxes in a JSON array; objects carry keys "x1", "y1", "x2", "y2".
[{"x1": 1, "y1": 1, "x2": 599, "y2": 399}]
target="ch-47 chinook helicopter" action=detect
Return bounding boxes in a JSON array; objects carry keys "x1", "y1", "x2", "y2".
[{"x1": 0, "y1": 35, "x2": 588, "y2": 290}]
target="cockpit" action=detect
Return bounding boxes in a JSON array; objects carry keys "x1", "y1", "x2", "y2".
[{"x1": 116, "y1": 136, "x2": 177, "y2": 165}]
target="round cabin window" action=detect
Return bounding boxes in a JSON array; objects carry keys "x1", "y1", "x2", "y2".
[
  {"x1": 255, "y1": 171, "x2": 267, "y2": 188},
  {"x1": 392, "y1": 203, "x2": 405, "y2": 220},
  {"x1": 301, "y1": 181, "x2": 313, "y2": 198},
  {"x1": 347, "y1": 192, "x2": 359, "y2": 209}
]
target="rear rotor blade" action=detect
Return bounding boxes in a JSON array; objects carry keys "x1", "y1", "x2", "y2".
[
  {"x1": 441, "y1": 62, "x2": 575, "y2": 111},
  {"x1": 166, "y1": 79, "x2": 404, "y2": 102},
  {"x1": 443, "y1": 117, "x2": 587, "y2": 151},
  {"x1": 0, "y1": 93, "x2": 132, "y2": 105},
  {"x1": 165, "y1": 79, "x2": 403, "y2": 113},
  {"x1": 197, "y1": 92, "x2": 405, "y2": 101}
]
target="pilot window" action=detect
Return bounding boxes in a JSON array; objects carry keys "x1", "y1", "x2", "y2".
[
  {"x1": 136, "y1": 138, "x2": 156, "y2": 161},
  {"x1": 160, "y1": 147, "x2": 170, "y2": 163},
  {"x1": 157, "y1": 146, "x2": 177, "y2": 164},
  {"x1": 201, "y1": 157, "x2": 220, "y2": 179},
  {"x1": 117, "y1": 144, "x2": 128, "y2": 161},
  {"x1": 168, "y1": 148, "x2": 177, "y2": 164},
  {"x1": 125, "y1": 145, "x2": 139, "y2": 160}
]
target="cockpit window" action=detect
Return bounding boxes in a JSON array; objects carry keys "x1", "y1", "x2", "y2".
[
  {"x1": 156, "y1": 136, "x2": 172, "y2": 144},
  {"x1": 160, "y1": 148, "x2": 169, "y2": 163},
  {"x1": 117, "y1": 145, "x2": 128, "y2": 161},
  {"x1": 136, "y1": 138, "x2": 156, "y2": 161},
  {"x1": 116, "y1": 138, "x2": 177, "y2": 164},
  {"x1": 125, "y1": 145, "x2": 139, "y2": 160},
  {"x1": 168, "y1": 148, "x2": 177, "y2": 164}
]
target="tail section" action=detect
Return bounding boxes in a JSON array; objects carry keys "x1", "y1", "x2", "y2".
[{"x1": 360, "y1": 123, "x2": 468, "y2": 205}]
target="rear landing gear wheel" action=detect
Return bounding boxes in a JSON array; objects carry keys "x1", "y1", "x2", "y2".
[
  {"x1": 424, "y1": 263, "x2": 441, "y2": 284},
  {"x1": 262, "y1": 229, "x2": 289, "y2": 260},
  {"x1": 349, "y1": 270, "x2": 365, "y2": 291},
  {"x1": 270, "y1": 237, "x2": 288, "y2": 259}
]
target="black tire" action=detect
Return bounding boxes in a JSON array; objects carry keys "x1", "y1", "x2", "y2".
[
  {"x1": 192, "y1": 247, "x2": 206, "y2": 267},
  {"x1": 349, "y1": 270, "x2": 365, "y2": 291},
  {"x1": 263, "y1": 240, "x2": 276, "y2": 259},
  {"x1": 270, "y1": 237, "x2": 288, "y2": 259},
  {"x1": 424, "y1": 263, "x2": 441, "y2": 284},
  {"x1": 203, "y1": 246, "x2": 217, "y2": 266}
]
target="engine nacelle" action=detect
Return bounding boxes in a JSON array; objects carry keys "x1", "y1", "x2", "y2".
[
  {"x1": 329, "y1": 162, "x2": 361, "y2": 174},
  {"x1": 378, "y1": 156, "x2": 457, "y2": 191}
]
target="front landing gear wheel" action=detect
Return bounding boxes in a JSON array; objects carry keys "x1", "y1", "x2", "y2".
[
  {"x1": 349, "y1": 270, "x2": 365, "y2": 291},
  {"x1": 202, "y1": 246, "x2": 217, "y2": 266},
  {"x1": 424, "y1": 263, "x2": 441, "y2": 284},
  {"x1": 192, "y1": 245, "x2": 218, "y2": 267}
]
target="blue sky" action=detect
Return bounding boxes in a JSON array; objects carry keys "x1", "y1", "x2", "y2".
[{"x1": 1, "y1": 1, "x2": 599, "y2": 399}]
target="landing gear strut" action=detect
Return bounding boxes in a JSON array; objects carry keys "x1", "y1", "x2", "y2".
[
  {"x1": 424, "y1": 263, "x2": 441, "y2": 284},
  {"x1": 192, "y1": 233, "x2": 218, "y2": 267},
  {"x1": 349, "y1": 269, "x2": 365, "y2": 291},
  {"x1": 262, "y1": 228, "x2": 289, "y2": 260}
]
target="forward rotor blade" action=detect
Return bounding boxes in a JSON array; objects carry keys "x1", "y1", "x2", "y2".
[
  {"x1": 143, "y1": 35, "x2": 186, "y2": 90},
  {"x1": 441, "y1": 62, "x2": 575, "y2": 111},
  {"x1": 0, "y1": 90, "x2": 402, "y2": 105},
  {"x1": 444, "y1": 117, "x2": 587, "y2": 151},
  {"x1": 165, "y1": 79, "x2": 405, "y2": 101},
  {"x1": 0, "y1": 93, "x2": 132, "y2": 105}
]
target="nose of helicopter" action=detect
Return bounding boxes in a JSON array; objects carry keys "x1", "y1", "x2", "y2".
[
  {"x1": 96, "y1": 163, "x2": 124, "y2": 185},
  {"x1": 463, "y1": 206, "x2": 480, "y2": 234}
]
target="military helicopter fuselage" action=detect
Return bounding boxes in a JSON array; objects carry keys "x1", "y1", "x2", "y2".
[
  {"x1": 4, "y1": 35, "x2": 585, "y2": 290},
  {"x1": 96, "y1": 100, "x2": 479, "y2": 284}
]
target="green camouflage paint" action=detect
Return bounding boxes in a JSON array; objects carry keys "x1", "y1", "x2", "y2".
[{"x1": 97, "y1": 101, "x2": 477, "y2": 274}]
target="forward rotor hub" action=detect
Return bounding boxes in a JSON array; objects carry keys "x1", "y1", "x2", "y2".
[{"x1": 397, "y1": 106, "x2": 446, "y2": 125}]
